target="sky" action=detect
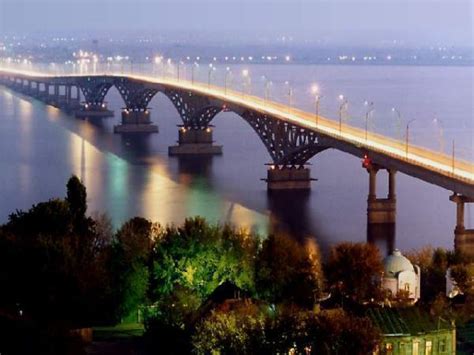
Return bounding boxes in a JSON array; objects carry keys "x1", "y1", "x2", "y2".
[{"x1": 0, "y1": 0, "x2": 472, "y2": 46}]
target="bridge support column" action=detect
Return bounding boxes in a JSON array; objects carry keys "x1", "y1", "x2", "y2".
[
  {"x1": 114, "y1": 108, "x2": 158, "y2": 133},
  {"x1": 264, "y1": 165, "x2": 313, "y2": 191},
  {"x1": 450, "y1": 193, "x2": 474, "y2": 258},
  {"x1": 168, "y1": 126, "x2": 222, "y2": 155},
  {"x1": 64, "y1": 85, "x2": 81, "y2": 112},
  {"x1": 75, "y1": 101, "x2": 114, "y2": 119},
  {"x1": 365, "y1": 162, "x2": 397, "y2": 253},
  {"x1": 366, "y1": 166, "x2": 397, "y2": 224}
]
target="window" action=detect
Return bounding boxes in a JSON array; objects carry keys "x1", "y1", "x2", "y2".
[
  {"x1": 385, "y1": 343, "x2": 393, "y2": 354},
  {"x1": 439, "y1": 339, "x2": 446, "y2": 353},
  {"x1": 425, "y1": 340, "x2": 432, "y2": 355},
  {"x1": 413, "y1": 341, "x2": 419, "y2": 355},
  {"x1": 404, "y1": 283, "x2": 410, "y2": 291}
]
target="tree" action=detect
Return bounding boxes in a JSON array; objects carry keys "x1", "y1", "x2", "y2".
[
  {"x1": 192, "y1": 302, "x2": 266, "y2": 355},
  {"x1": 111, "y1": 217, "x2": 157, "y2": 320},
  {"x1": 405, "y1": 247, "x2": 451, "y2": 304},
  {"x1": 0, "y1": 179, "x2": 114, "y2": 330},
  {"x1": 151, "y1": 217, "x2": 258, "y2": 302},
  {"x1": 66, "y1": 175, "x2": 87, "y2": 222},
  {"x1": 255, "y1": 235, "x2": 324, "y2": 308},
  {"x1": 325, "y1": 242, "x2": 383, "y2": 303}
]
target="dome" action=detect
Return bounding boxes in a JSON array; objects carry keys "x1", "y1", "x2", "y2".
[{"x1": 384, "y1": 249, "x2": 414, "y2": 278}]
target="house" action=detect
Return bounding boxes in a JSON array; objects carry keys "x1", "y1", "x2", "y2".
[{"x1": 367, "y1": 307, "x2": 456, "y2": 354}]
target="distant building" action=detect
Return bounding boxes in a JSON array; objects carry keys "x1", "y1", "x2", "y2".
[
  {"x1": 367, "y1": 307, "x2": 456, "y2": 354},
  {"x1": 383, "y1": 249, "x2": 421, "y2": 303}
]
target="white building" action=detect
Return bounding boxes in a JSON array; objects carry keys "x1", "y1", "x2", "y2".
[{"x1": 382, "y1": 249, "x2": 421, "y2": 303}]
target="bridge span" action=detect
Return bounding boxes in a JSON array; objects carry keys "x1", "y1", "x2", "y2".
[{"x1": 0, "y1": 68, "x2": 473, "y2": 254}]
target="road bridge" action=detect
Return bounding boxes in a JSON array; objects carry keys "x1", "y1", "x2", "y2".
[{"x1": 1, "y1": 68, "x2": 473, "y2": 255}]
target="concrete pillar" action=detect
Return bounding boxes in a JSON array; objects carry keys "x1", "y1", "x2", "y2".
[
  {"x1": 450, "y1": 194, "x2": 474, "y2": 257},
  {"x1": 264, "y1": 165, "x2": 314, "y2": 191},
  {"x1": 364, "y1": 161, "x2": 397, "y2": 250},
  {"x1": 113, "y1": 108, "x2": 158, "y2": 133},
  {"x1": 168, "y1": 127, "x2": 222, "y2": 155},
  {"x1": 368, "y1": 167, "x2": 378, "y2": 201},
  {"x1": 388, "y1": 169, "x2": 396, "y2": 200}
]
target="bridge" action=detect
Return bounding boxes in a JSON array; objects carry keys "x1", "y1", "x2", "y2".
[{"x1": 0, "y1": 67, "x2": 473, "y2": 255}]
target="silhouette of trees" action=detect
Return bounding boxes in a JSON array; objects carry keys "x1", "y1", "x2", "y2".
[{"x1": 325, "y1": 242, "x2": 383, "y2": 303}]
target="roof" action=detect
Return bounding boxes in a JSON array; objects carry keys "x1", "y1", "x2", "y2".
[
  {"x1": 366, "y1": 307, "x2": 453, "y2": 336},
  {"x1": 384, "y1": 249, "x2": 415, "y2": 278}
]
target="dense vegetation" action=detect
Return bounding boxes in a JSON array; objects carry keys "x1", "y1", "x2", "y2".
[{"x1": 0, "y1": 176, "x2": 472, "y2": 354}]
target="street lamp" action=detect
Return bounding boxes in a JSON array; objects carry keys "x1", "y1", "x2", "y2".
[
  {"x1": 208, "y1": 64, "x2": 216, "y2": 89},
  {"x1": 364, "y1": 101, "x2": 374, "y2": 141},
  {"x1": 177, "y1": 60, "x2": 184, "y2": 82},
  {"x1": 311, "y1": 84, "x2": 321, "y2": 125},
  {"x1": 433, "y1": 117, "x2": 445, "y2": 153},
  {"x1": 263, "y1": 76, "x2": 272, "y2": 103},
  {"x1": 391, "y1": 107, "x2": 402, "y2": 140},
  {"x1": 451, "y1": 139, "x2": 456, "y2": 174},
  {"x1": 338, "y1": 94, "x2": 348, "y2": 133},
  {"x1": 405, "y1": 119, "x2": 416, "y2": 158},
  {"x1": 242, "y1": 69, "x2": 250, "y2": 96},
  {"x1": 225, "y1": 67, "x2": 232, "y2": 94},
  {"x1": 285, "y1": 81, "x2": 293, "y2": 110},
  {"x1": 191, "y1": 62, "x2": 199, "y2": 85}
]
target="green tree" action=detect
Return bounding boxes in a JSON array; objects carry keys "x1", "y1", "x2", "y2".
[
  {"x1": 111, "y1": 217, "x2": 157, "y2": 320},
  {"x1": 151, "y1": 217, "x2": 258, "y2": 302},
  {"x1": 326, "y1": 242, "x2": 383, "y2": 303},
  {"x1": 255, "y1": 235, "x2": 324, "y2": 308}
]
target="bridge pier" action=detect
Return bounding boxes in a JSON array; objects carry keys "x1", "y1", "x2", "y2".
[
  {"x1": 168, "y1": 126, "x2": 222, "y2": 155},
  {"x1": 113, "y1": 108, "x2": 158, "y2": 133},
  {"x1": 75, "y1": 101, "x2": 114, "y2": 119},
  {"x1": 64, "y1": 85, "x2": 81, "y2": 112},
  {"x1": 264, "y1": 165, "x2": 313, "y2": 191},
  {"x1": 450, "y1": 193, "x2": 474, "y2": 258},
  {"x1": 364, "y1": 158, "x2": 397, "y2": 247}
]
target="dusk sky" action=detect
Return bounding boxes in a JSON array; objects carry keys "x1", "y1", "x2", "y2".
[{"x1": 0, "y1": 0, "x2": 472, "y2": 45}]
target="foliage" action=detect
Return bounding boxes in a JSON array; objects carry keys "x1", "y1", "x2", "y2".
[
  {"x1": 255, "y1": 235, "x2": 324, "y2": 308},
  {"x1": 192, "y1": 302, "x2": 266, "y2": 355},
  {"x1": 325, "y1": 242, "x2": 383, "y2": 303},
  {"x1": 110, "y1": 217, "x2": 158, "y2": 321},
  {"x1": 151, "y1": 217, "x2": 259, "y2": 303},
  {"x1": 192, "y1": 305, "x2": 380, "y2": 355},
  {"x1": 0, "y1": 176, "x2": 113, "y2": 328}
]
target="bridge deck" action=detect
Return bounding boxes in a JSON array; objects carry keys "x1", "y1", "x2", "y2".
[{"x1": 1, "y1": 68, "x2": 473, "y2": 197}]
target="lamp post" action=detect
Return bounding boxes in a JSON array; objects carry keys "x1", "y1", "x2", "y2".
[
  {"x1": 311, "y1": 84, "x2": 321, "y2": 125},
  {"x1": 263, "y1": 76, "x2": 272, "y2": 103},
  {"x1": 364, "y1": 101, "x2": 374, "y2": 141},
  {"x1": 285, "y1": 81, "x2": 293, "y2": 111},
  {"x1": 208, "y1": 64, "x2": 216, "y2": 89},
  {"x1": 225, "y1": 67, "x2": 231, "y2": 95},
  {"x1": 338, "y1": 94, "x2": 348, "y2": 133},
  {"x1": 391, "y1": 107, "x2": 402, "y2": 140},
  {"x1": 177, "y1": 60, "x2": 184, "y2": 82},
  {"x1": 191, "y1": 62, "x2": 198, "y2": 85},
  {"x1": 242, "y1": 69, "x2": 250, "y2": 97},
  {"x1": 433, "y1": 117, "x2": 445, "y2": 153},
  {"x1": 451, "y1": 139, "x2": 455, "y2": 174},
  {"x1": 405, "y1": 119, "x2": 416, "y2": 158}
]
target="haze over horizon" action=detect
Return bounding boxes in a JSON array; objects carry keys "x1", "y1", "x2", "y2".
[{"x1": 0, "y1": 0, "x2": 472, "y2": 47}]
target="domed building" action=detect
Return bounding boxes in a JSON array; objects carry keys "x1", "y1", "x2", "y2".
[{"x1": 382, "y1": 249, "x2": 421, "y2": 303}]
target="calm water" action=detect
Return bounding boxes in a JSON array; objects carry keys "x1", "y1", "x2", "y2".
[{"x1": 0, "y1": 64, "x2": 473, "y2": 254}]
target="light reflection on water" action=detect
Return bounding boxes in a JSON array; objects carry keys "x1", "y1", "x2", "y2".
[{"x1": 0, "y1": 64, "x2": 473, "y2": 255}]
